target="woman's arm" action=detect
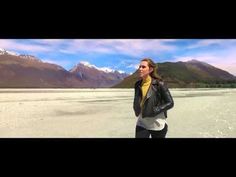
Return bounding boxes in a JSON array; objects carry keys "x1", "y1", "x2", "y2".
[{"x1": 153, "y1": 82, "x2": 174, "y2": 115}]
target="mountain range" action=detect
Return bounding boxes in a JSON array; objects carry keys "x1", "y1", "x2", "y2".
[
  {"x1": 0, "y1": 48, "x2": 129, "y2": 88},
  {"x1": 113, "y1": 59, "x2": 236, "y2": 88},
  {"x1": 1, "y1": 48, "x2": 236, "y2": 88}
]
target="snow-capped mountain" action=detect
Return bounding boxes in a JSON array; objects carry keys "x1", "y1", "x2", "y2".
[
  {"x1": 0, "y1": 48, "x2": 42, "y2": 62},
  {"x1": 19, "y1": 54, "x2": 42, "y2": 62},
  {"x1": 72, "y1": 61, "x2": 126, "y2": 74},
  {"x1": 0, "y1": 48, "x2": 19, "y2": 56},
  {"x1": 0, "y1": 51, "x2": 92, "y2": 88},
  {"x1": 0, "y1": 50, "x2": 130, "y2": 88},
  {"x1": 70, "y1": 62, "x2": 129, "y2": 87}
]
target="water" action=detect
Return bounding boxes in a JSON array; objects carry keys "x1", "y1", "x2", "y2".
[{"x1": 0, "y1": 88, "x2": 236, "y2": 138}]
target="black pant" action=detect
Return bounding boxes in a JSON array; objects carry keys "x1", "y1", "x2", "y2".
[{"x1": 135, "y1": 124, "x2": 168, "y2": 138}]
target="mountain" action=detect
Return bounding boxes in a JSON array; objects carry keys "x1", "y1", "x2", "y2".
[
  {"x1": 0, "y1": 48, "x2": 19, "y2": 56},
  {"x1": 70, "y1": 62, "x2": 129, "y2": 88},
  {"x1": 0, "y1": 49, "x2": 129, "y2": 88},
  {"x1": 1, "y1": 48, "x2": 235, "y2": 88},
  {"x1": 113, "y1": 59, "x2": 236, "y2": 88},
  {"x1": 0, "y1": 52, "x2": 91, "y2": 88}
]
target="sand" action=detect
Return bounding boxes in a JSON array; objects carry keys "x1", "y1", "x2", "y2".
[{"x1": 0, "y1": 88, "x2": 236, "y2": 138}]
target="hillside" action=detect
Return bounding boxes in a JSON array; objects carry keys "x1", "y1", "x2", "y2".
[{"x1": 113, "y1": 60, "x2": 236, "y2": 88}]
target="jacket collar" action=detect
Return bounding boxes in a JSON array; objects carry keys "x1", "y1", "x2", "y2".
[
  {"x1": 137, "y1": 77, "x2": 158, "y2": 99},
  {"x1": 137, "y1": 77, "x2": 158, "y2": 87}
]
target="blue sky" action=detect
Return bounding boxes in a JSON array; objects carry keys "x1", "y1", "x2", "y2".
[{"x1": 0, "y1": 39, "x2": 236, "y2": 75}]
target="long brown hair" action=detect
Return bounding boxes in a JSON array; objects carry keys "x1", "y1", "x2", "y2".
[{"x1": 141, "y1": 58, "x2": 162, "y2": 81}]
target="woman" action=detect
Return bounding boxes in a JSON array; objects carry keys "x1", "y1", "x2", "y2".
[{"x1": 133, "y1": 58, "x2": 174, "y2": 138}]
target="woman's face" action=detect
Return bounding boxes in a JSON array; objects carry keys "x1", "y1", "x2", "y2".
[{"x1": 138, "y1": 61, "x2": 153, "y2": 79}]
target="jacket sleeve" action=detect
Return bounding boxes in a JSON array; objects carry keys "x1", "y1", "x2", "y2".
[
  {"x1": 153, "y1": 82, "x2": 174, "y2": 115},
  {"x1": 133, "y1": 80, "x2": 141, "y2": 116}
]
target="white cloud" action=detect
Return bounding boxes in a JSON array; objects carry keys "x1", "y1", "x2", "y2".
[
  {"x1": 0, "y1": 39, "x2": 178, "y2": 58},
  {"x1": 0, "y1": 39, "x2": 52, "y2": 53},
  {"x1": 60, "y1": 39, "x2": 177, "y2": 57},
  {"x1": 59, "y1": 49, "x2": 77, "y2": 54},
  {"x1": 118, "y1": 59, "x2": 140, "y2": 70},
  {"x1": 33, "y1": 39, "x2": 65, "y2": 45},
  {"x1": 127, "y1": 64, "x2": 139, "y2": 69},
  {"x1": 187, "y1": 39, "x2": 236, "y2": 49}
]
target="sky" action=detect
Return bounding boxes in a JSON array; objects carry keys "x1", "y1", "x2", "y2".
[{"x1": 0, "y1": 39, "x2": 236, "y2": 75}]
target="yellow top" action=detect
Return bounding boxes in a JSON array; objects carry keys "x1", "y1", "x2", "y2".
[{"x1": 140, "y1": 75, "x2": 151, "y2": 107}]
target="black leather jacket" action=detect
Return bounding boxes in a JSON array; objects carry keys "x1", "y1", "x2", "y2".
[{"x1": 133, "y1": 78, "x2": 174, "y2": 118}]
